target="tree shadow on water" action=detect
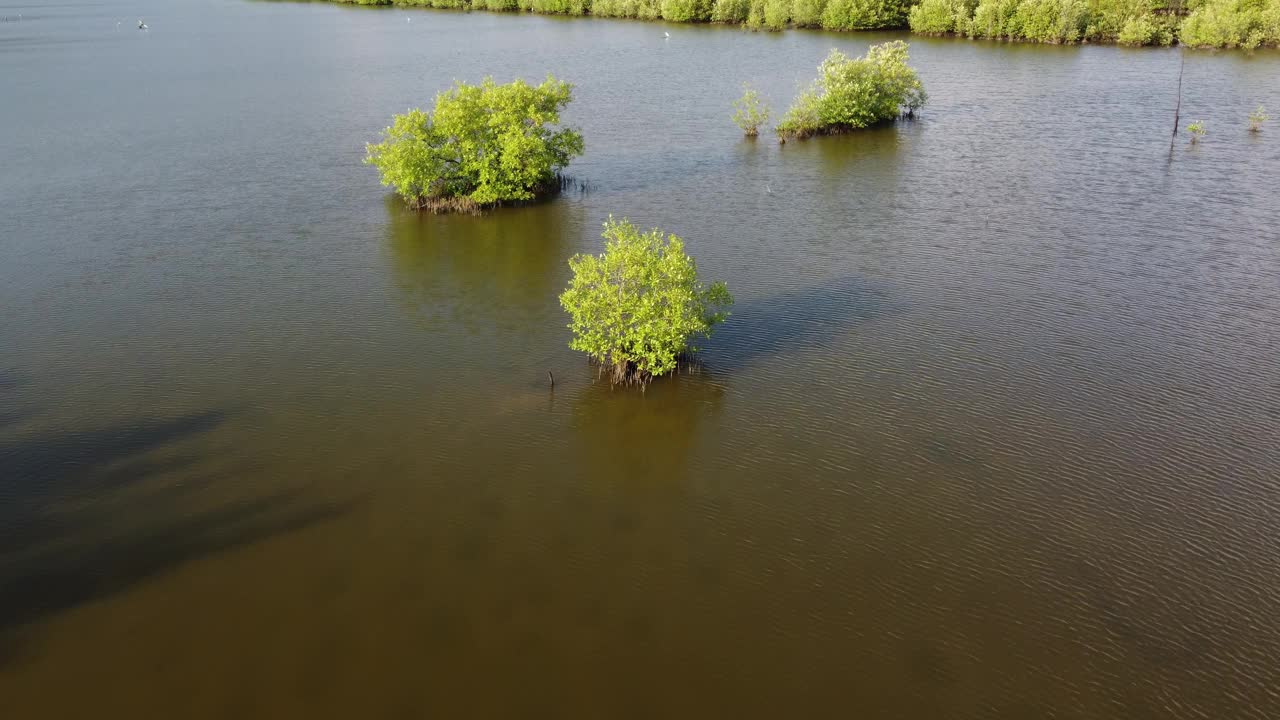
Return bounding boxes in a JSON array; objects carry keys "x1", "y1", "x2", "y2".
[
  {"x1": 568, "y1": 373, "x2": 726, "y2": 487},
  {"x1": 700, "y1": 275, "x2": 898, "y2": 374},
  {"x1": 383, "y1": 194, "x2": 580, "y2": 335},
  {"x1": 0, "y1": 410, "x2": 360, "y2": 661}
]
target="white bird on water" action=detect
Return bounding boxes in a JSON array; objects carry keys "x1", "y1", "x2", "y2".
[
  {"x1": 663, "y1": 31, "x2": 670, "y2": 38},
  {"x1": 138, "y1": 19, "x2": 147, "y2": 30}
]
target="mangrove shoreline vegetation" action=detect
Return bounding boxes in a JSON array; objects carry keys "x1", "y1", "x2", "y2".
[
  {"x1": 560, "y1": 218, "x2": 733, "y2": 386},
  {"x1": 311, "y1": 0, "x2": 1279, "y2": 48},
  {"x1": 365, "y1": 76, "x2": 584, "y2": 212},
  {"x1": 777, "y1": 41, "x2": 926, "y2": 139}
]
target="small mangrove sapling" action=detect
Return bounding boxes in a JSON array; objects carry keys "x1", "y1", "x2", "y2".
[
  {"x1": 732, "y1": 83, "x2": 771, "y2": 136},
  {"x1": 1249, "y1": 106, "x2": 1269, "y2": 133},
  {"x1": 1187, "y1": 120, "x2": 1206, "y2": 143}
]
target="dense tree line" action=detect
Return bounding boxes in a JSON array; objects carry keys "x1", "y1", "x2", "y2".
[{"x1": 326, "y1": 0, "x2": 1279, "y2": 47}]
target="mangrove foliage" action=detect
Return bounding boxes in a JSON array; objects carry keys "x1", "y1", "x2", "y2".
[
  {"x1": 365, "y1": 76, "x2": 584, "y2": 212},
  {"x1": 313, "y1": 0, "x2": 1280, "y2": 48},
  {"x1": 777, "y1": 41, "x2": 926, "y2": 140},
  {"x1": 560, "y1": 218, "x2": 732, "y2": 385}
]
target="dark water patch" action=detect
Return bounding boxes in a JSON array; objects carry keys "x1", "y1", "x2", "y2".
[
  {"x1": 703, "y1": 275, "x2": 897, "y2": 372},
  {"x1": 0, "y1": 410, "x2": 360, "y2": 644}
]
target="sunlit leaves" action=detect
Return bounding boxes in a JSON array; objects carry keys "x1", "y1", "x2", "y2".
[
  {"x1": 777, "y1": 41, "x2": 926, "y2": 139},
  {"x1": 365, "y1": 76, "x2": 584, "y2": 210},
  {"x1": 560, "y1": 218, "x2": 732, "y2": 383}
]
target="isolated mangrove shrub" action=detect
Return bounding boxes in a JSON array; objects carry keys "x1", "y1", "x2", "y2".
[
  {"x1": 821, "y1": 0, "x2": 912, "y2": 29},
  {"x1": 589, "y1": 0, "x2": 626, "y2": 14},
  {"x1": 1084, "y1": 0, "x2": 1158, "y2": 40},
  {"x1": 322, "y1": 0, "x2": 1277, "y2": 48},
  {"x1": 712, "y1": 0, "x2": 753, "y2": 22},
  {"x1": 635, "y1": 0, "x2": 664, "y2": 18},
  {"x1": 745, "y1": 0, "x2": 788, "y2": 27},
  {"x1": 1187, "y1": 120, "x2": 1206, "y2": 142},
  {"x1": 732, "y1": 83, "x2": 772, "y2": 135},
  {"x1": 560, "y1": 218, "x2": 732, "y2": 385},
  {"x1": 365, "y1": 76, "x2": 584, "y2": 212},
  {"x1": 777, "y1": 41, "x2": 927, "y2": 139},
  {"x1": 790, "y1": 0, "x2": 829, "y2": 25},
  {"x1": 663, "y1": 0, "x2": 714, "y2": 20},
  {"x1": 1249, "y1": 105, "x2": 1269, "y2": 131}
]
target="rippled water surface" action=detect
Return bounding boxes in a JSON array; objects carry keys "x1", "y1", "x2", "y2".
[{"x1": 2, "y1": 0, "x2": 1280, "y2": 717}]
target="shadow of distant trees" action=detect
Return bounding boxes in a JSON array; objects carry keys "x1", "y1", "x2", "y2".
[{"x1": 0, "y1": 408, "x2": 359, "y2": 660}]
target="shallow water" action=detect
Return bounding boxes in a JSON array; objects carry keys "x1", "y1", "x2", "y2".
[{"x1": 2, "y1": 1, "x2": 1280, "y2": 717}]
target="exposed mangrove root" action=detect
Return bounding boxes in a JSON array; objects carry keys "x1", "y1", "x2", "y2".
[
  {"x1": 777, "y1": 119, "x2": 896, "y2": 142},
  {"x1": 590, "y1": 353, "x2": 704, "y2": 389},
  {"x1": 406, "y1": 173, "x2": 585, "y2": 215}
]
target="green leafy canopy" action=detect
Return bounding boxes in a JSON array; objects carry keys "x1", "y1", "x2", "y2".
[
  {"x1": 777, "y1": 41, "x2": 927, "y2": 139},
  {"x1": 365, "y1": 76, "x2": 584, "y2": 210},
  {"x1": 560, "y1": 218, "x2": 733, "y2": 384}
]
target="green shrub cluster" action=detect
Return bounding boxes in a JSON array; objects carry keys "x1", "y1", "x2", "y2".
[
  {"x1": 906, "y1": 0, "x2": 1277, "y2": 45},
  {"x1": 323, "y1": 0, "x2": 1280, "y2": 46},
  {"x1": 711, "y1": 0, "x2": 752, "y2": 22},
  {"x1": 560, "y1": 218, "x2": 732, "y2": 385},
  {"x1": 777, "y1": 40, "x2": 927, "y2": 139},
  {"x1": 1180, "y1": 0, "x2": 1280, "y2": 48},
  {"x1": 365, "y1": 76, "x2": 584, "y2": 211},
  {"x1": 662, "y1": 0, "x2": 713, "y2": 20},
  {"x1": 590, "y1": 0, "x2": 662, "y2": 16}
]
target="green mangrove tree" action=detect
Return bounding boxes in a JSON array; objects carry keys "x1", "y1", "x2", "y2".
[
  {"x1": 365, "y1": 76, "x2": 584, "y2": 212},
  {"x1": 560, "y1": 218, "x2": 732, "y2": 385},
  {"x1": 776, "y1": 41, "x2": 927, "y2": 140}
]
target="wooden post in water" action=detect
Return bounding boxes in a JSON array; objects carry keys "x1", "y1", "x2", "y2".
[
  {"x1": 547, "y1": 370, "x2": 555, "y2": 388},
  {"x1": 1170, "y1": 51, "x2": 1185, "y2": 154}
]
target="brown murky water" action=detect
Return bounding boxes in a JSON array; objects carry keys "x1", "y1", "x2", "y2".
[{"x1": 2, "y1": 0, "x2": 1279, "y2": 717}]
